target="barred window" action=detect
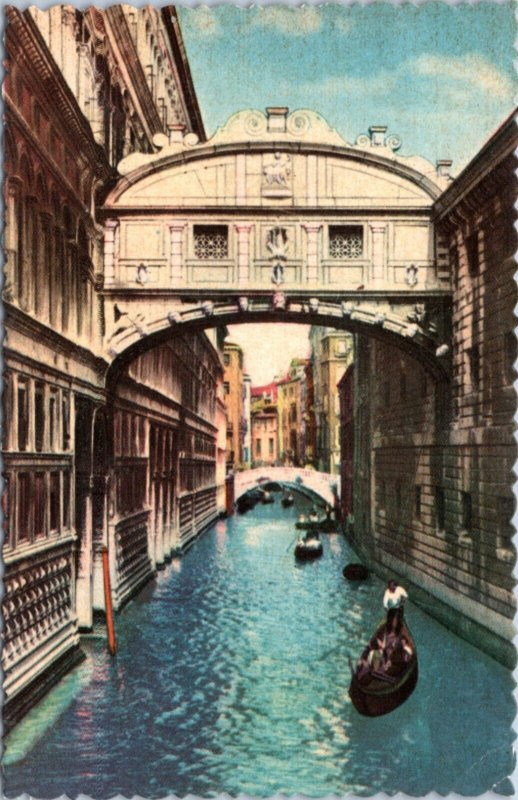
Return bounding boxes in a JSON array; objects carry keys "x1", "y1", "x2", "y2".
[
  {"x1": 194, "y1": 225, "x2": 228, "y2": 259},
  {"x1": 329, "y1": 225, "x2": 363, "y2": 259}
]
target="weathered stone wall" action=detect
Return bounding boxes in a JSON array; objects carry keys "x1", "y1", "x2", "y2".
[{"x1": 351, "y1": 115, "x2": 517, "y2": 667}]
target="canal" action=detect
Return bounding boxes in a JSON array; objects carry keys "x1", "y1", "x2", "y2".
[{"x1": 4, "y1": 495, "x2": 514, "y2": 797}]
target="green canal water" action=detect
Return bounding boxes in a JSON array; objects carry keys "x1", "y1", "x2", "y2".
[{"x1": 3, "y1": 495, "x2": 515, "y2": 797}]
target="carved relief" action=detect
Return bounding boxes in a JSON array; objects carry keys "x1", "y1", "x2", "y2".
[{"x1": 262, "y1": 152, "x2": 292, "y2": 197}]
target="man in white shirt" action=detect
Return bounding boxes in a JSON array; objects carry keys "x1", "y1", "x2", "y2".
[{"x1": 383, "y1": 579, "x2": 408, "y2": 632}]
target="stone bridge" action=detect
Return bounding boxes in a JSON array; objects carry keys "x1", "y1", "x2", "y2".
[
  {"x1": 235, "y1": 467, "x2": 339, "y2": 507},
  {"x1": 100, "y1": 107, "x2": 453, "y2": 384}
]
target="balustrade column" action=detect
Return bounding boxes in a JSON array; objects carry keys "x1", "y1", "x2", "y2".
[
  {"x1": 235, "y1": 224, "x2": 253, "y2": 284},
  {"x1": 303, "y1": 224, "x2": 322, "y2": 283},
  {"x1": 369, "y1": 223, "x2": 387, "y2": 284},
  {"x1": 104, "y1": 220, "x2": 119, "y2": 287},
  {"x1": 169, "y1": 222, "x2": 186, "y2": 284}
]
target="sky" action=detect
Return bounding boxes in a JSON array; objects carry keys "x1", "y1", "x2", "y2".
[
  {"x1": 178, "y1": 3, "x2": 515, "y2": 170},
  {"x1": 226, "y1": 323, "x2": 311, "y2": 385},
  {"x1": 177, "y1": 2, "x2": 515, "y2": 386}
]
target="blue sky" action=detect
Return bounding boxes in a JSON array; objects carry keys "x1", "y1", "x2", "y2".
[{"x1": 178, "y1": 3, "x2": 515, "y2": 171}]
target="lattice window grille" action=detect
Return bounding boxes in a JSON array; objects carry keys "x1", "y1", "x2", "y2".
[
  {"x1": 329, "y1": 226, "x2": 363, "y2": 259},
  {"x1": 194, "y1": 226, "x2": 228, "y2": 260}
]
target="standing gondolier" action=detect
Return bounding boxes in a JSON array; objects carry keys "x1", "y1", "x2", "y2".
[{"x1": 383, "y1": 579, "x2": 408, "y2": 633}]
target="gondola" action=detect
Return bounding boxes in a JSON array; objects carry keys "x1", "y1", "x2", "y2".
[
  {"x1": 295, "y1": 517, "x2": 337, "y2": 533},
  {"x1": 343, "y1": 563, "x2": 369, "y2": 581},
  {"x1": 348, "y1": 617, "x2": 418, "y2": 717},
  {"x1": 294, "y1": 536, "x2": 323, "y2": 561},
  {"x1": 260, "y1": 490, "x2": 275, "y2": 505},
  {"x1": 281, "y1": 493, "x2": 294, "y2": 508}
]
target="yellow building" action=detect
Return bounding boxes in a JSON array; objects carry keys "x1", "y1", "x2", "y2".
[{"x1": 223, "y1": 342, "x2": 245, "y2": 469}]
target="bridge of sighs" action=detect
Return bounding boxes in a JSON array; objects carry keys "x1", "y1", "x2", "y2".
[{"x1": 101, "y1": 107, "x2": 453, "y2": 380}]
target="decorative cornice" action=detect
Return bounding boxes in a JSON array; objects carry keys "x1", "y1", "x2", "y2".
[
  {"x1": 5, "y1": 303, "x2": 108, "y2": 379},
  {"x1": 160, "y1": 7, "x2": 206, "y2": 142},
  {"x1": 5, "y1": 8, "x2": 112, "y2": 184},
  {"x1": 433, "y1": 109, "x2": 517, "y2": 221},
  {"x1": 104, "y1": 7, "x2": 164, "y2": 140}
]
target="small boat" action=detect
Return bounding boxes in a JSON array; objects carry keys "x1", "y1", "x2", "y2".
[
  {"x1": 281, "y1": 492, "x2": 294, "y2": 508},
  {"x1": 349, "y1": 617, "x2": 418, "y2": 717},
  {"x1": 294, "y1": 535, "x2": 323, "y2": 561},
  {"x1": 343, "y1": 563, "x2": 369, "y2": 581},
  {"x1": 295, "y1": 516, "x2": 337, "y2": 533},
  {"x1": 260, "y1": 490, "x2": 275, "y2": 505}
]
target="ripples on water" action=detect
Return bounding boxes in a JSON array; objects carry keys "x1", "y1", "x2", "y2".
[{"x1": 4, "y1": 497, "x2": 515, "y2": 797}]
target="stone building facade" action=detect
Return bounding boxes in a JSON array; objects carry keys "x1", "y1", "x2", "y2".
[
  {"x1": 310, "y1": 327, "x2": 354, "y2": 474},
  {"x1": 223, "y1": 341, "x2": 245, "y2": 470},
  {"x1": 350, "y1": 111, "x2": 516, "y2": 667},
  {"x1": 2, "y1": 5, "x2": 223, "y2": 730}
]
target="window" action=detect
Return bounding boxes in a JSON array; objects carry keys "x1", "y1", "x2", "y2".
[
  {"x1": 383, "y1": 380, "x2": 390, "y2": 407},
  {"x1": 415, "y1": 485, "x2": 421, "y2": 519},
  {"x1": 466, "y1": 231, "x2": 479, "y2": 276},
  {"x1": 497, "y1": 496, "x2": 514, "y2": 546},
  {"x1": 49, "y1": 391, "x2": 58, "y2": 451},
  {"x1": 329, "y1": 225, "x2": 363, "y2": 259},
  {"x1": 256, "y1": 439, "x2": 261, "y2": 456},
  {"x1": 35, "y1": 383, "x2": 45, "y2": 452},
  {"x1": 435, "y1": 487, "x2": 445, "y2": 532},
  {"x1": 62, "y1": 393, "x2": 70, "y2": 450},
  {"x1": 269, "y1": 437, "x2": 274, "y2": 456},
  {"x1": 504, "y1": 331, "x2": 516, "y2": 384},
  {"x1": 63, "y1": 472, "x2": 71, "y2": 530},
  {"x1": 224, "y1": 382, "x2": 230, "y2": 396},
  {"x1": 461, "y1": 491, "x2": 472, "y2": 532},
  {"x1": 34, "y1": 472, "x2": 46, "y2": 537},
  {"x1": 223, "y1": 353, "x2": 230, "y2": 366},
  {"x1": 17, "y1": 381, "x2": 29, "y2": 452},
  {"x1": 50, "y1": 471, "x2": 60, "y2": 532},
  {"x1": 193, "y1": 225, "x2": 228, "y2": 259},
  {"x1": 468, "y1": 345, "x2": 480, "y2": 387},
  {"x1": 18, "y1": 473, "x2": 31, "y2": 542}
]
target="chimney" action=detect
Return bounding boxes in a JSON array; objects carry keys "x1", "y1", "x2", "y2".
[
  {"x1": 436, "y1": 159, "x2": 453, "y2": 179},
  {"x1": 368, "y1": 125, "x2": 387, "y2": 146},
  {"x1": 266, "y1": 107, "x2": 289, "y2": 134}
]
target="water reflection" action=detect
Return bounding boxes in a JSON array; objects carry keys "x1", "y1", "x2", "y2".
[{"x1": 4, "y1": 494, "x2": 515, "y2": 798}]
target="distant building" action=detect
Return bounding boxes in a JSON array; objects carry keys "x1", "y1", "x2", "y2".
[
  {"x1": 309, "y1": 328, "x2": 354, "y2": 473},
  {"x1": 250, "y1": 381, "x2": 278, "y2": 466},
  {"x1": 338, "y1": 364, "x2": 354, "y2": 524},
  {"x1": 303, "y1": 360, "x2": 317, "y2": 467},
  {"x1": 276, "y1": 358, "x2": 308, "y2": 465},
  {"x1": 223, "y1": 342, "x2": 245, "y2": 469},
  {"x1": 242, "y1": 374, "x2": 252, "y2": 467}
]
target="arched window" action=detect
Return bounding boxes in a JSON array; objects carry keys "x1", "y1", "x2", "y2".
[{"x1": 35, "y1": 174, "x2": 49, "y2": 320}]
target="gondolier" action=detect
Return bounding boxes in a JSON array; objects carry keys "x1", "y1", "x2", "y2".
[{"x1": 383, "y1": 579, "x2": 408, "y2": 632}]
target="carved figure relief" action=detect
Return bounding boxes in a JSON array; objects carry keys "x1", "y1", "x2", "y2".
[{"x1": 262, "y1": 152, "x2": 292, "y2": 197}]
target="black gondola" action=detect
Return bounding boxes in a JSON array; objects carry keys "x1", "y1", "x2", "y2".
[
  {"x1": 281, "y1": 493, "x2": 294, "y2": 508},
  {"x1": 343, "y1": 563, "x2": 369, "y2": 581},
  {"x1": 349, "y1": 617, "x2": 418, "y2": 717},
  {"x1": 260, "y1": 489, "x2": 275, "y2": 504},
  {"x1": 294, "y1": 535, "x2": 323, "y2": 561},
  {"x1": 295, "y1": 517, "x2": 337, "y2": 533}
]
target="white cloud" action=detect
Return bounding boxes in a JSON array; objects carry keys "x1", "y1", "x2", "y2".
[
  {"x1": 184, "y1": 8, "x2": 222, "y2": 38},
  {"x1": 253, "y1": 6, "x2": 322, "y2": 36},
  {"x1": 414, "y1": 53, "x2": 514, "y2": 100},
  {"x1": 300, "y1": 71, "x2": 396, "y2": 98}
]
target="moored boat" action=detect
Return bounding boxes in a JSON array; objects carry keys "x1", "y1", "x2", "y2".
[
  {"x1": 260, "y1": 490, "x2": 275, "y2": 504},
  {"x1": 343, "y1": 563, "x2": 369, "y2": 581},
  {"x1": 281, "y1": 492, "x2": 294, "y2": 507},
  {"x1": 349, "y1": 618, "x2": 418, "y2": 717},
  {"x1": 294, "y1": 535, "x2": 323, "y2": 561}
]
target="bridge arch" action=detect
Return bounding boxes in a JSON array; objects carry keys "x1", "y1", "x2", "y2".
[
  {"x1": 234, "y1": 467, "x2": 339, "y2": 507},
  {"x1": 105, "y1": 297, "x2": 449, "y2": 390}
]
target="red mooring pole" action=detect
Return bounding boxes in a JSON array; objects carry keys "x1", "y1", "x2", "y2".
[{"x1": 101, "y1": 546, "x2": 117, "y2": 656}]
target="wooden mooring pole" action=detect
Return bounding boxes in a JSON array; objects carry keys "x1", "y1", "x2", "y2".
[{"x1": 101, "y1": 546, "x2": 117, "y2": 656}]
